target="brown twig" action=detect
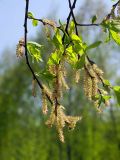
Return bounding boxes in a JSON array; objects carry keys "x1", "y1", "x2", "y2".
[
  {"x1": 62, "y1": 0, "x2": 77, "y2": 42},
  {"x1": 27, "y1": 0, "x2": 120, "y2": 31},
  {"x1": 68, "y1": 0, "x2": 78, "y2": 35},
  {"x1": 77, "y1": 23, "x2": 100, "y2": 26},
  {"x1": 24, "y1": 0, "x2": 52, "y2": 104},
  {"x1": 105, "y1": 0, "x2": 120, "y2": 20}
]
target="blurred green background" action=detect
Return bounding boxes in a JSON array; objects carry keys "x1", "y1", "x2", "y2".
[{"x1": 0, "y1": 0, "x2": 120, "y2": 159}]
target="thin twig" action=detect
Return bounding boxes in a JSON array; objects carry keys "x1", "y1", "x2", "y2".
[
  {"x1": 28, "y1": 15, "x2": 101, "y2": 27},
  {"x1": 77, "y1": 23, "x2": 100, "y2": 26},
  {"x1": 62, "y1": 0, "x2": 77, "y2": 42},
  {"x1": 24, "y1": 0, "x2": 52, "y2": 104},
  {"x1": 68, "y1": 0, "x2": 78, "y2": 35},
  {"x1": 105, "y1": 0, "x2": 120, "y2": 20}
]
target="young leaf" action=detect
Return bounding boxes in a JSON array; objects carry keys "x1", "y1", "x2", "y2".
[
  {"x1": 69, "y1": 21, "x2": 75, "y2": 35},
  {"x1": 102, "y1": 95, "x2": 111, "y2": 101},
  {"x1": 75, "y1": 54, "x2": 85, "y2": 69},
  {"x1": 48, "y1": 50, "x2": 62, "y2": 65},
  {"x1": 28, "y1": 41, "x2": 43, "y2": 49},
  {"x1": 32, "y1": 19, "x2": 38, "y2": 27},
  {"x1": 110, "y1": 20, "x2": 120, "y2": 30},
  {"x1": 27, "y1": 41, "x2": 43, "y2": 62},
  {"x1": 53, "y1": 29, "x2": 63, "y2": 50},
  {"x1": 28, "y1": 12, "x2": 34, "y2": 18},
  {"x1": 91, "y1": 15, "x2": 97, "y2": 24},
  {"x1": 28, "y1": 12, "x2": 38, "y2": 27},
  {"x1": 103, "y1": 79, "x2": 111, "y2": 87},
  {"x1": 73, "y1": 43, "x2": 85, "y2": 56},
  {"x1": 66, "y1": 46, "x2": 78, "y2": 63},
  {"x1": 71, "y1": 34, "x2": 82, "y2": 42},
  {"x1": 110, "y1": 30, "x2": 120, "y2": 45},
  {"x1": 86, "y1": 41, "x2": 102, "y2": 51},
  {"x1": 35, "y1": 70, "x2": 55, "y2": 82}
]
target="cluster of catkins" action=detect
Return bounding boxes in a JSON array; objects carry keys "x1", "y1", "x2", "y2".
[
  {"x1": 41, "y1": 63, "x2": 81, "y2": 142},
  {"x1": 83, "y1": 61, "x2": 110, "y2": 112},
  {"x1": 45, "y1": 105, "x2": 80, "y2": 142},
  {"x1": 16, "y1": 39, "x2": 81, "y2": 142},
  {"x1": 16, "y1": 38, "x2": 110, "y2": 142}
]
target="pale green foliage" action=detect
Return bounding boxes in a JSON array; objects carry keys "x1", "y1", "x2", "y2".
[{"x1": 27, "y1": 41, "x2": 43, "y2": 62}]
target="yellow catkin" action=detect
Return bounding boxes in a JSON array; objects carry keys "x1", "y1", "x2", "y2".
[
  {"x1": 16, "y1": 38, "x2": 24, "y2": 58},
  {"x1": 42, "y1": 84, "x2": 53, "y2": 100},
  {"x1": 43, "y1": 19, "x2": 56, "y2": 29},
  {"x1": 46, "y1": 105, "x2": 81, "y2": 142},
  {"x1": 58, "y1": 128, "x2": 64, "y2": 143},
  {"x1": 48, "y1": 65, "x2": 55, "y2": 75},
  {"x1": 105, "y1": 100, "x2": 110, "y2": 106},
  {"x1": 44, "y1": 26, "x2": 51, "y2": 39},
  {"x1": 52, "y1": 65, "x2": 63, "y2": 98},
  {"x1": 58, "y1": 68, "x2": 63, "y2": 97},
  {"x1": 94, "y1": 100, "x2": 99, "y2": 108},
  {"x1": 56, "y1": 105, "x2": 65, "y2": 142},
  {"x1": 56, "y1": 105, "x2": 65, "y2": 128},
  {"x1": 92, "y1": 64, "x2": 104, "y2": 76},
  {"x1": 87, "y1": 76, "x2": 93, "y2": 100},
  {"x1": 86, "y1": 64, "x2": 96, "y2": 78},
  {"x1": 83, "y1": 69, "x2": 89, "y2": 97},
  {"x1": 60, "y1": 72, "x2": 69, "y2": 90},
  {"x1": 41, "y1": 90, "x2": 48, "y2": 115},
  {"x1": 65, "y1": 116, "x2": 81, "y2": 130},
  {"x1": 75, "y1": 70, "x2": 80, "y2": 83},
  {"x1": 99, "y1": 89, "x2": 108, "y2": 95},
  {"x1": 45, "y1": 107, "x2": 56, "y2": 127},
  {"x1": 92, "y1": 78, "x2": 98, "y2": 97}
]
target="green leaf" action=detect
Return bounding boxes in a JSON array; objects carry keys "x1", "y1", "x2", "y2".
[
  {"x1": 91, "y1": 15, "x2": 97, "y2": 24},
  {"x1": 103, "y1": 79, "x2": 111, "y2": 87},
  {"x1": 28, "y1": 41, "x2": 43, "y2": 49},
  {"x1": 53, "y1": 29, "x2": 63, "y2": 51},
  {"x1": 27, "y1": 41, "x2": 43, "y2": 62},
  {"x1": 75, "y1": 54, "x2": 85, "y2": 69},
  {"x1": 73, "y1": 43, "x2": 85, "y2": 56},
  {"x1": 102, "y1": 95, "x2": 111, "y2": 101},
  {"x1": 71, "y1": 34, "x2": 82, "y2": 42},
  {"x1": 93, "y1": 94, "x2": 101, "y2": 101},
  {"x1": 110, "y1": 30, "x2": 120, "y2": 45},
  {"x1": 28, "y1": 12, "x2": 38, "y2": 27},
  {"x1": 66, "y1": 46, "x2": 74, "y2": 54},
  {"x1": 32, "y1": 19, "x2": 38, "y2": 27},
  {"x1": 113, "y1": 86, "x2": 120, "y2": 105},
  {"x1": 66, "y1": 46, "x2": 78, "y2": 63},
  {"x1": 35, "y1": 70, "x2": 55, "y2": 82},
  {"x1": 86, "y1": 41, "x2": 102, "y2": 51},
  {"x1": 48, "y1": 50, "x2": 62, "y2": 65},
  {"x1": 59, "y1": 20, "x2": 70, "y2": 44},
  {"x1": 28, "y1": 12, "x2": 34, "y2": 18},
  {"x1": 69, "y1": 21, "x2": 75, "y2": 35}
]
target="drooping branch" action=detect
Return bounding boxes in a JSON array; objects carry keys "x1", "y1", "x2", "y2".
[{"x1": 24, "y1": 0, "x2": 52, "y2": 104}]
